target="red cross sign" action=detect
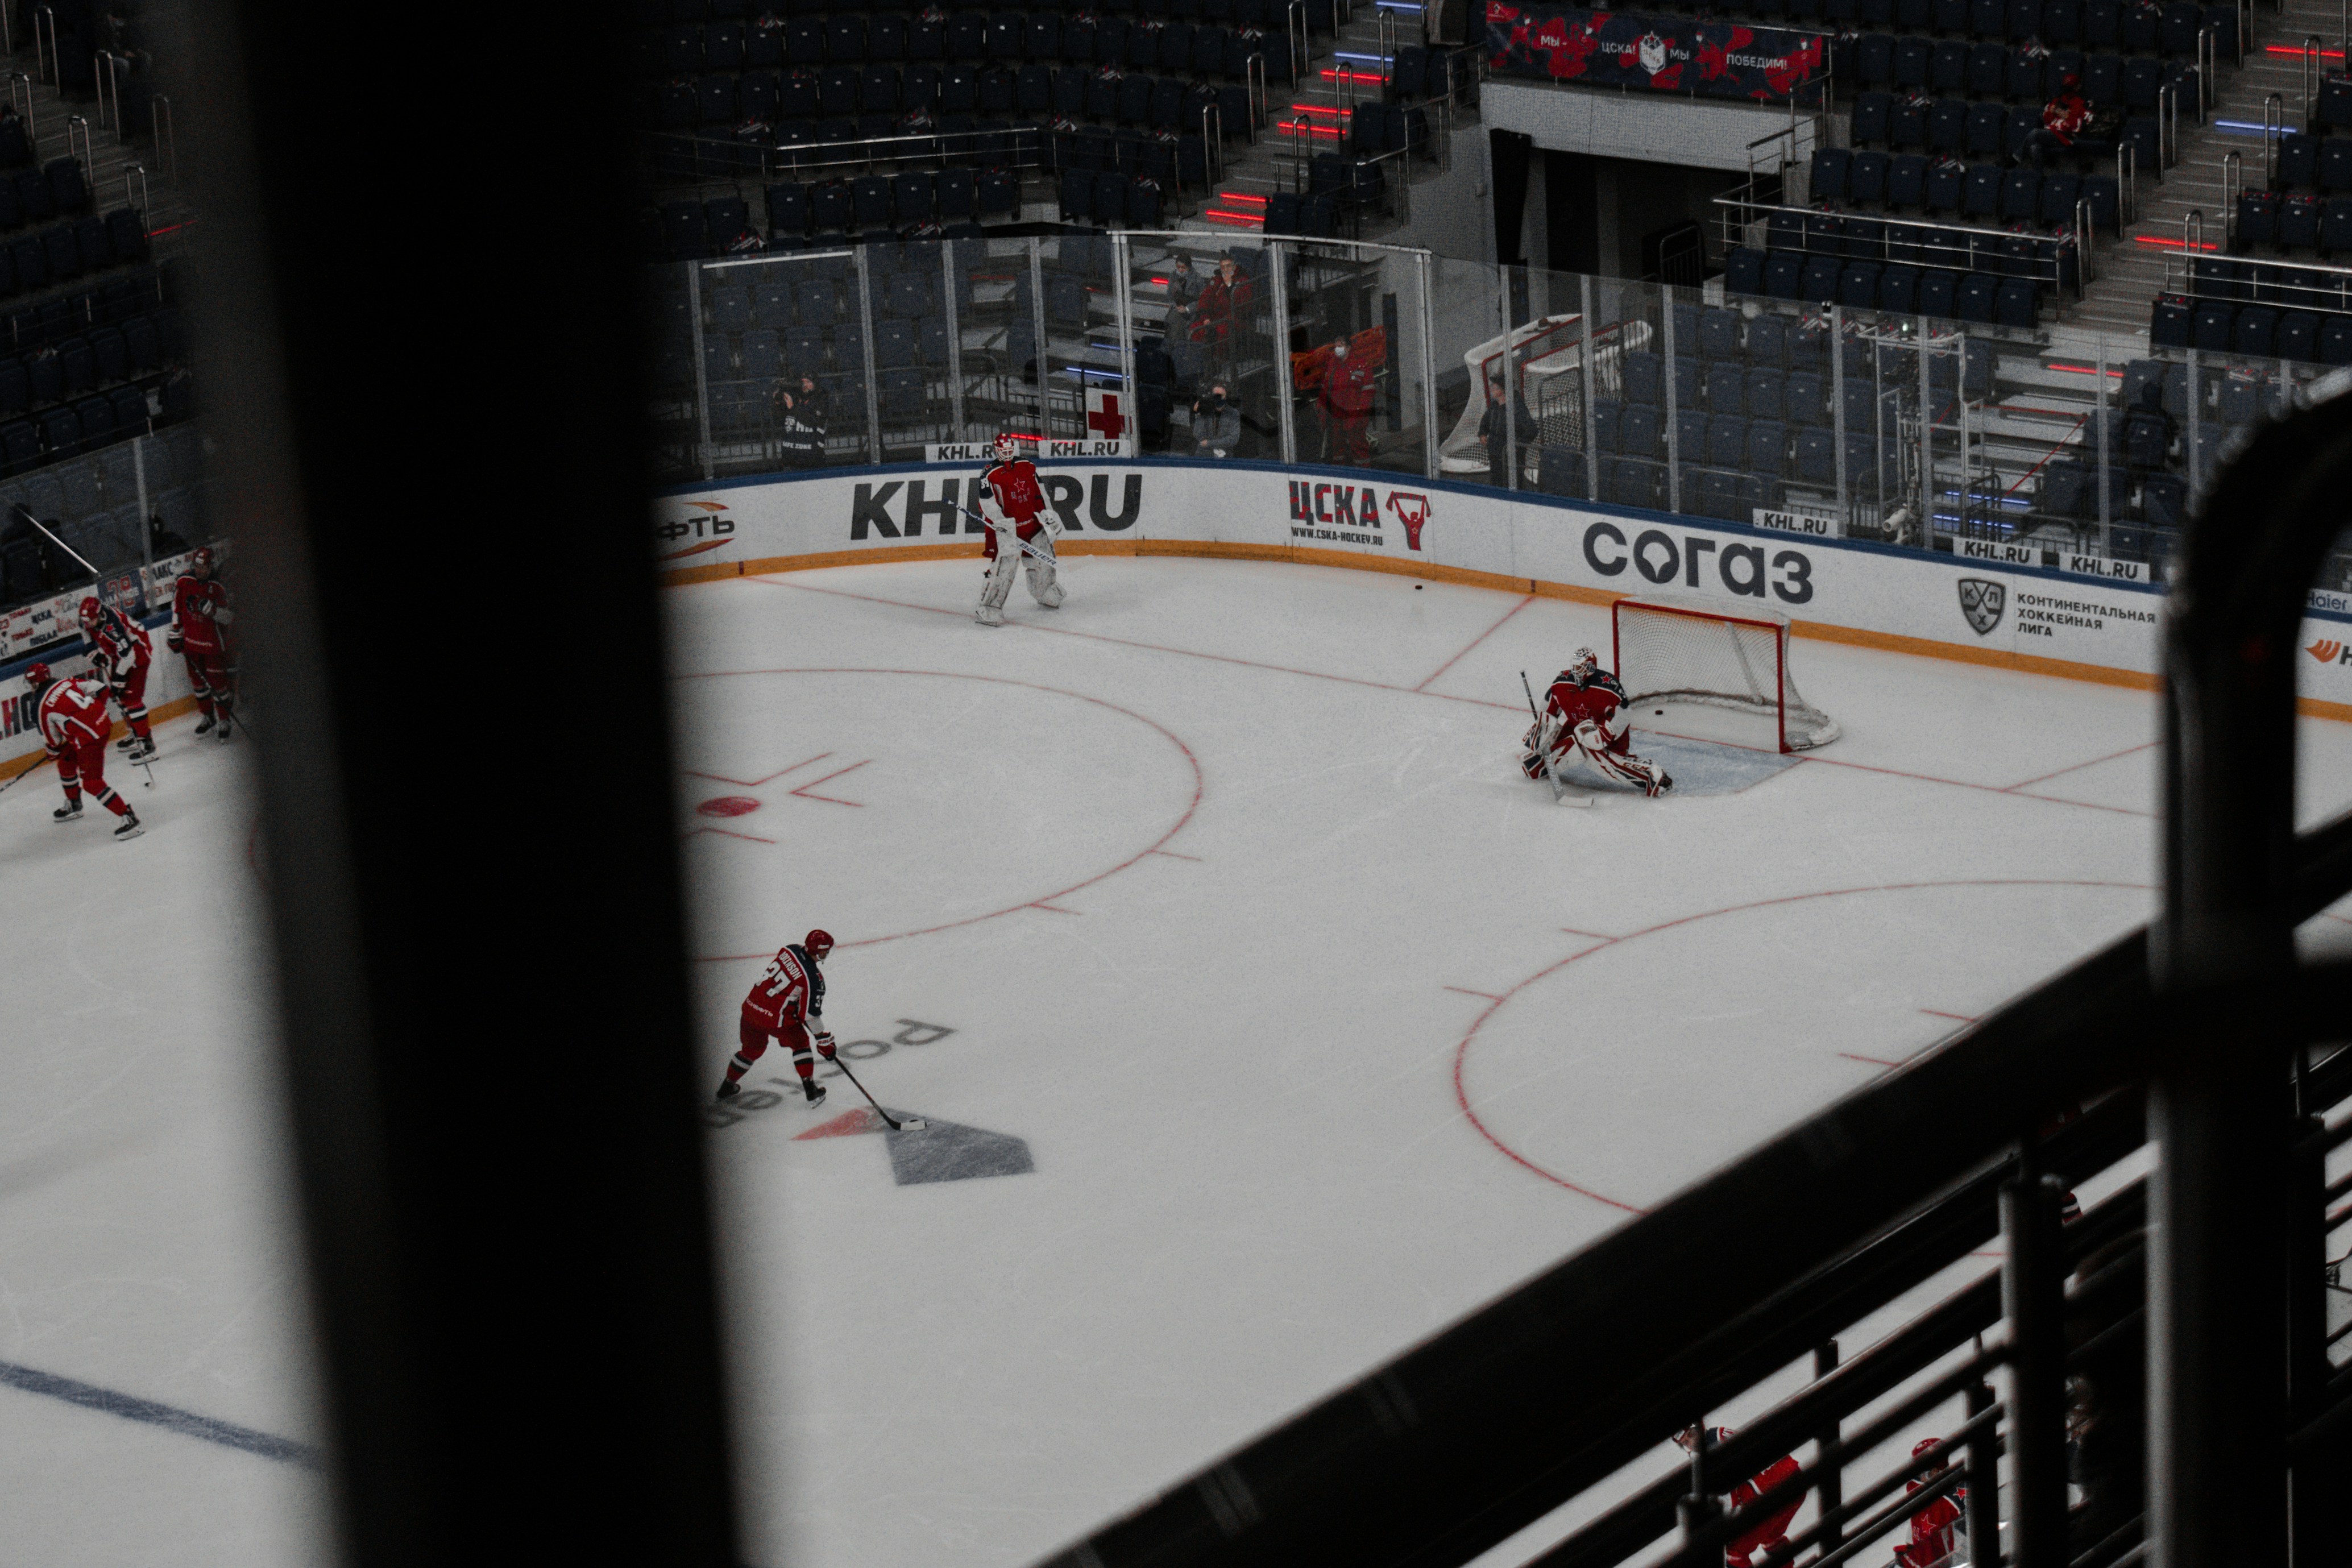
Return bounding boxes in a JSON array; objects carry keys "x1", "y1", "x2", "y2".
[{"x1": 1085, "y1": 388, "x2": 1126, "y2": 443}]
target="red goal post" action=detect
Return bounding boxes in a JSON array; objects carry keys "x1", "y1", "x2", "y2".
[{"x1": 1610, "y1": 597, "x2": 1841, "y2": 754}]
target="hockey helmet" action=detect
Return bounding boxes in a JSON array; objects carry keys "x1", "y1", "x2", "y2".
[
  {"x1": 23, "y1": 661, "x2": 52, "y2": 694},
  {"x1": 992, "y1": 432, "x2": 1024, "y2": 462},
  {"x1": 1567, "y1": 646, "x2": 1599, "y2": 683},
  {"x1": 190, "y1": 546, "x2": 214, "y2": 576},
  {"x1": 77, "y1": 595, "x2": 102, "y2": 627},
  {"x1": 803, "y1": 928, "x2": 836, "y2": 961}
]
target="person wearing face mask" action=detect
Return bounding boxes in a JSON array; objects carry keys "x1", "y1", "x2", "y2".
[
  {"x1": 1316, "y1": 335, "x2": 1378, "y2": 465},
  {"x1": 1192, "y1": 383, "x2": 1241, "y2": 458}
]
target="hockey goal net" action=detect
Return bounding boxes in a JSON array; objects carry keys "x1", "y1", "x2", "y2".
[{"x1": 1611, "y1": 597, "x2": 1841, "y2": 753}]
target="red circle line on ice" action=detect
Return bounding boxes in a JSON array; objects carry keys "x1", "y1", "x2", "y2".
[
  {"x1": 675, "y1": 667, "x2": 1204, "y2": 957},
  {"x1": 1453, "y1": 878, "x2": 2154, "y2": 1213},
  {"x1": 696, "y1": 795, "x2": 762, "y2": 818}
]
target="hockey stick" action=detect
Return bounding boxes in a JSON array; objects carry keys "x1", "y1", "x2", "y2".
[
  {"x1": 957, "y1": 504, "x2": 1062, "y2": 567},
  {"x1": 0, "y1": 754, "x2": 46, "y2": 798},
  {"x1": 1520, "y1": 671, "x2": 1591, "y2": 808},
  {"x1": 827, "y1": 1052, "x2": 926, "y2": 1132}
]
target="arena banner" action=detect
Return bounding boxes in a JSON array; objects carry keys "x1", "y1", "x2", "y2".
[
  {"x1": 650, "y1": 461, "x2": 2352, "y2": 719},
  {"x1": 1485, "y1": 2, "x2": 1826, "y2": 103}
]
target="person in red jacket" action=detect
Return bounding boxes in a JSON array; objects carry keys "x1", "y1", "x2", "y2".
[
  {"x1": 26, "y1": 661, "x2": 142, "y2": 839},
  {"x1": 1675, "y1": 1426, "x2": 1801, "y2": 1568},
  {"x1": 2022, "y1": 71, "x2": 2090, "y2": 170},
  {"x1": 1316, "y1": 336, "x2": 1378, "y2": 465},
  {"x1": 1893, "y1": 1438, "x2": 1964, "y2": 1568},
  {"x1": 170, "y1": 545, "x2": 235, "y2": 741}
]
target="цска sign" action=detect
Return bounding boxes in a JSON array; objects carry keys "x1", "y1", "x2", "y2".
[{"x1": 1487, "y1": 1, "x2": 1826, "y2": 102}]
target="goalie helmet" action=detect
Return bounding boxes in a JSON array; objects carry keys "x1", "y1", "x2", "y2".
[
  {"x1": 1566, "y1": 647, "x2": 1599, "y2": 685},
  {"x1": 77, "y1": 595, "x2": 101, "y2": 628},
  {"x1": 803, "y1": 928, "x2": 835, "y2": 961},
  {"x1": 992, "y1": 432, "x2": 1024, "y2": 462}
]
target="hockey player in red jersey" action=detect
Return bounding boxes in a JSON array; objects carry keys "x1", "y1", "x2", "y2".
[
  {"x1": 972, "y1": 432, "x2": 1064, "y2": 627},
  {"x1": 1891, "y1": 1439, "x2": 1964, "y2": 1568},
  {"x1": 169, "y1": 546, "x2": 235, "y2": 741},
  {"x1": 25, "y1": 662, "x2": 142, "y2": 839},
  {"x1": 1519, "y1": 646, "x2": 1674, "y2": 797},
  {"x1": 1675, "y1": 1426, "x2": 1801, "y2": 1568},
  {"x1": 719, "y1": 929, "x2": 836, "y2": 1106},
  {"x1": 80, "y1": 595, "x2": 156, "y2": 762}
]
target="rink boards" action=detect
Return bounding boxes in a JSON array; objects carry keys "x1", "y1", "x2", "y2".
[{"x1": 653, "y1": 458, "x2": 2352, "y2": 721}]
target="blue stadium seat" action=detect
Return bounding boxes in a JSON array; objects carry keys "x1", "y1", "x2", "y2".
[
  {"x1": 106, "y1": 384, "x2": 144, "y2": 433},
  {"x1": 1880, "y1": 262, "x2": 1921, "y2": 312},
  {"x1": 1962, "y1": 164, "x2": 2002, "y2": 219},
  {"x1": 1726, "y1": 247, "x2": 1767, "y2": 296},
  {"x1": 2192, "y1": 298, "x2": 2234, "y2": 350},
  {"x1": 1620, "y1": 404, "x2": 1661, "y2": 457},
  {"x1": 1856, "y1": 32, "x2": 1897, "y2": 84},
  {"x1": 38, "y1": 405, "x2": 79, "y2": 457},
  {"x1": 1705, "y1": 360, "x2": 1745, "y2": 416},
  {"x1": 1918, "y1": 267, "x2": 1960, "y2": 317},
  {"x1": 1853, "y1": 91, "x2": 1894, "y2": 144},
  {"x1": 1840, "y1": 261, "x2": 1884, "y2": 306},
  {"x1": 1995, "y1": 277, "x2": 2038, "y2": 327},
  {"x1": 1764, "y1": 251, "x2": 1806, "y2": 299},
  {"x1": 1591, "y1": 400, "x2": 1623, "y2": 454},
  {"x1": 1800, "y1": 254, "x2": 1842, "y2": 302},
  {"x1": 1809, "y1": 147, "x2": 1852, "y2": 201},
  {"x1": 1967, "y1": 42, "x2": 2005, "y2": 95},
  {"x1": 1748, "y1": 314, "x2": 1790, "y2": 366},
  {"x1": 1537, "y1": 446, "x2": 1588, "y2": 499},
  {"x1": 44, "y1": 157, "x2": 84, "y2": 214},
  {"x1": 1623, "y1": 351, "x2": 1661, "y2": 404},
  {"x1": 1851, "y1": 151, "x2": 1891, "y2": 205},
  {"x1": 1748, "y1": 420, "x2": 1790, "y2": 477},
  {"x1": 1705, "y1": 414, "x2": 1747, "y2": 467},
  {"x1": 1793, "y1": 427, "x2": 1836, "y2": 482}
]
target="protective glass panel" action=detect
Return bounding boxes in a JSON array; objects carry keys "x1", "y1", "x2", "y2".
[
  {"x1": 1280, "y1": 238, "x2": 1433, "y2": 477},
  {"x1": 692, "y1": 248, "x2": 866, "y2": 479},
  {"x1": 1151, "y1": 235, "x2": 1279, "y2": 462},
  {"x1": 1426, "y1": 253, "x2": 1511, "y2": 487}
]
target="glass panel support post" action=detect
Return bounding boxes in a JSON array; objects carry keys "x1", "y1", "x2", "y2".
[
  {"x1": 1581, "y1": 272, "x2": 1598, "y2": 501},
  {"x1": 1030, "y1": 239, "x2": 1052, "y2": 447},
  {"x1": 2186, "y1": 343, "x2": 2203, "y2": 500},
  {"x1": 2096, "y1": 335, "x2": 2113, "y2": 554},
  {"x1": 1270, "y1": 240, "x2": 1298, "y2": 466},
  {"x1": 1112, "y1": 232, "x2": 1139, "y2": 456},
  {"x1": 854, "y1": 244, "x2": 883, "y2": 464},
  {"x1": 1660, "y1": 282, "x2": 1678, "y2": 511},
  {"x1": 133, "y1": 434, "x2": 149, "y2": 568},
  {"x1": 1417, "y1": 250, "x2": 1441, "y2": 480},
  {"x1": 943, "y1": 240, "x2": 966, "y2": 444},
  {"x1": 1917, "y1": 318, "x2": 1934, "y2": 548},
  {"x1": 688, "y1": 259, "x2": 713, "y2": 481},
  {"x1": 1503, "y1": 264, "x2": 1520, "y2": 492},
  {"x1": 1831, "y1": 304, "x2": 1848, "y2": 528}
]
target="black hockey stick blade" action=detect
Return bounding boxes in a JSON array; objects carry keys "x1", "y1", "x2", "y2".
[{"x1": 829, "y1": 1055, "x2": 926, "y2": 1131}]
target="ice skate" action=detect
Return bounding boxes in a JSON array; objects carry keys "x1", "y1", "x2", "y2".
[
  {"x1": 52, "y1": 799, "x2": 82, "y2": 823},
  {"x1": 192, "y1": 713, "x2": 215, "y2": 736},
  {"x1": 113, "y1": 811, "x2": 143, "y2": 841},
  {"x1": 215, "y1": 715, "x2": 233, "y2": 742},
  {"x1": 126, "y1": 736, "x2": 157, "y2": 763},
  {"x1": 975, "y1": 603, "x2": 1003, "y2": 627},
  {"x1": 715, "y1": 1080, "x2": 741, "y2": 1102},
  {"x1": 803, "y1": 1079, "x2": 827, "y2": 1108}
]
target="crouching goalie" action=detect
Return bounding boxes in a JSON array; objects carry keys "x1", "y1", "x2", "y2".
[{"x1": 1520, "y1": 647, "x2": 1674, "y2": 798}]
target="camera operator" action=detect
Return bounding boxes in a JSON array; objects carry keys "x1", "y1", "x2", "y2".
[{"x1": 1192, "y1": 383, "x2": 1241, "y2": 459}]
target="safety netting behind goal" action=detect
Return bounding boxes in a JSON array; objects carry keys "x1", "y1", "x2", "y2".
[{"x1": 1613, "y1": 598, "x2": 1841, "y2": 753}]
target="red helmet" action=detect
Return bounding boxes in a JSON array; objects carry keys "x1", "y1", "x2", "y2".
[
  {"x1": 804, "y1": 928, "x2": 835, "y2": 961},
  {"x1": 77, "y1": 595, "x2": 101, "y2": 627},
  {"x1": 993, "y1": 432, "x2": 1024, "y2": 462},
  {"x1": 1913, "y1": 1437, "x2": 1948, "y2": 1468},
  {"x1": 190, "y1": 546, "x2": 214, "y2": 576},
  {"x1": 23, "y1": 661, "x2": 52, "y2": 692}
]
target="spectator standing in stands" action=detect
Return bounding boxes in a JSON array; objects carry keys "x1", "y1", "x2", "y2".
[
  {"x1": 1476, "y1": 372, "x2": 1538, "y2": 490},
  {"x1": 1317, "y1": 337, "x2": 1378, "y2": 465},
  {"x1": 2019, "y1": 72, "x2": 2090, "y2": 171},
  {"x1": 148, "y1": 511, "x2": 190, "y2": 561},
  {"x1": 772, "y1": 374, "x2": 829, "y2": 467},
  {"x1": 1165, "y1": 254, "x2": 1202, "y2": 318},
  {"x1": 1192, "y1": 384, "x2": 1240, "y2": 458},
  {"x1": 1190, "y1": 256, "x2": 1254, "y2": 384}
]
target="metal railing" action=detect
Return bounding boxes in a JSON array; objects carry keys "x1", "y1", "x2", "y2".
[{"x1": 1711, "y1": 198, "x2": 2083, "y2": 304}]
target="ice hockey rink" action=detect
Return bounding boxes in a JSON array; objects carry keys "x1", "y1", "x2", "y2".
[{"x1": 7, "y1": 551, "x2": 2352, "y2": 1568}]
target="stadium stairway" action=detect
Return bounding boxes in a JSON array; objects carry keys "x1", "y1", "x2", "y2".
[
  {"x1": 0, "y1": 39, "x2": 186, "y2": 246},
  {"x1": 2067, "y1": 0, "x2": 2336, "y2": 331},
  {"x1": 1193, "y1": 1, "x2": 1471, "y2": 238}
]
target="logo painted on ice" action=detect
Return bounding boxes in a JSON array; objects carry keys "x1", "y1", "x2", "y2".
[
  {"x1": 1957, "y1": 578, "x2": 2006, "y2": 637},
  {"x1": 1637, "y1": 30, "x2": 1669, "y2": 73},
  {"x1": 1387, "y1": 491, "x2": 1432, "y2": 551},
  {"x1": 2309, "y1": 638, "x2": 2350, "y2": 665}
]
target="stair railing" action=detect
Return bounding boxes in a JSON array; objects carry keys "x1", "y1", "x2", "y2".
[
  {"x1": 2185, "y1": 206, "x2": 2206, "y2": 263},
  {"x1": 9, "y1": 72, "x2": 34, "y2": 154},
  {"x1": 1203, "y1": 101, "x2": 1225, "y2": 188},
  {"x1": 121, "y1": 163, "x2": 146, "y2": 220},
  {"x1": 32, "y1": 6, "x2": 53, "y2": 85},
  {"x1": 1247, "y1": 52, "x2": 1267, "y2": 132},
  {"x1": 2160, "y1": 81, "x2": 2178, "y2": 167},
  {"x1": 2, "y1": 2, "x2": 13, "y2": 59},
  {"x1": 2121, "y1": 136, "x2": 2137, "y2": 224},
  {"x1": 150, "y1": 94, "x2": 174, "y2": 179},
  {"x1": 93, "y1": 49, "x2": 118, "y2": 138},
  {"x1": 2077, "y1": 196, "x2": 2097, "y2": 292},
  {"x1": 1288, "y1": 1, "x2": 1309, "y2": 89},
  {"x1": 2223, "y1": 150, "x2": 2242, "y2": 244},
  {"x1": 2306, "y1": 35, "x2": 2324, "y2": 126},
  {"x1": 2197, "y1": 24, "x2": 2216, "y2": 114},
  {"x1": 65, "y1": 111, "x2": 89, "y2": 176},
  {"x1": 2267, "y1": 90, "x2": 2284, "y2": 186},
  {"x1": 1291, "y1": 110, "x2": 1308, "y2": 193}
]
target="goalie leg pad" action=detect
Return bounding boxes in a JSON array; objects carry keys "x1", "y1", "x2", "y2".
[
  {"x1": 976, "y1": 553, "x2": 1017, "y2": 624},
  {"x1": 1024, "y1": 555, "x2": 1064, "y2": 608},
  {"x1": 1569, "y1": 724, "x2": 1671, "y2": 796}
]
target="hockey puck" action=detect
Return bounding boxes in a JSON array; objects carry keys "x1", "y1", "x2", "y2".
[
  {"x1": 1413, "y1": 583, "x2": 1422, "y2": 590},
  {"x1": 1654, "y1": 708, "x2": 1665, "y2": 715}
]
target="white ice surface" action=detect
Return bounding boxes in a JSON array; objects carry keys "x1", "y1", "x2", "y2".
[{"x1": 6, "y1": 553, "x2": 2352, "y2": 1567}]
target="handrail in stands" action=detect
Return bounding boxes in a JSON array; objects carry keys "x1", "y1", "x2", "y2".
[
  {"x1": 2266, "y1": 89, "x2": 2285, "y2": 186},
  {"x1": 65, "y1": 112, "x2": 89, "y2": 180},
  {"x1": 2222, "y1": 151, "x2": 2242, "y2": 244},
  {"x1": 122, "y1": 164, "x2": 147, "y2": 224},
  {"x1": 1204, "y1": 102, "x2": 1225, "y2": 189},
  {"x1": 31, "y1": 6, "x2": 53, "y2": 87},
  {"x1": 1708, "y1": 197, "x2": 2079, "y2": 303},
  {"x1": 1288, "y1": 0, "x2": 1310, "y2": 89},
  {"x1": 2161, "y1": 81, "x2": 2179, "y2": 167},
  {"x1": 150, "y1": 95, "x2": 173, "y2": 180},
  {"x1": 93, "y1": 49, "x2": 119, "y2": 138},
  {"x1": 2305, "y1": 34, "x2": 2324, "y2": 123},
  {"x1": 2077, "y1": 195, "x2": 2097, "y2": 293},
  {"x1": 2121, "y1": 136, "x2": 2138, "y2": 224},
  {"x1": 9, "y1": 72, "x2": 34, "y2": 156}
]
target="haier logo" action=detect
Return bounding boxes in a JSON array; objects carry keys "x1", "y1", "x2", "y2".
[{"x1": 2309, "y1": 638, "x2": 2350, "y2": 665}]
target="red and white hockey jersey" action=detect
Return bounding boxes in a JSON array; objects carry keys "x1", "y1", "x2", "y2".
[
  {"x1": 38, "y1": 676, "x2": 113, "y2": 750},
  {"x1": 1544, "y1": 667, "x2": 1632, "y2": 756},
  {"x1": 88, "y1": 603, "x2": 151, "y2": 677},
  {"x1": 742, "y1": 942, "x2": 827, "y2": 1032},
  {"x1": 976, "y1": 456, "x2": 1050, "y2": 560},
  {"x1": 172, "y1": 572, "x2": 233, "y2": 654}
]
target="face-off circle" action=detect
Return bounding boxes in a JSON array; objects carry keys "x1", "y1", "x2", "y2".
[
  {"x1": 1453, "y1": 880, "x2": 2153, "y2": 1213},
  {"x1": 696, "y1": 796, "x2": 762, "y2": 818},
  {"x1": 673, "y1": 668, "x2": 1202, "y2": 955}
]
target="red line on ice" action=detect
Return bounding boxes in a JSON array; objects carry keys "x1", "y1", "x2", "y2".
[
  {"x1": 1919, "y1": 1008, "x2": 1979, "y2": 1023},
  {"x1": 674, "y1": 668, "x2": 1202, "y2": 959},
  {"x1": 1444, "y1": 985, "x2": 1503, "y2": 1001},
  {"x1": 685, "y1": 824, "x2": 778, "y2": 845},
  {"x1": 1559, "y1": 926, "x2": 1620, "y2": 942},
  {"x1": 1414, "y1": 594, "x2": 1534, "y2": 692},
  {"x1": 1840, "y1": 1053, "x2": 1903, "y2": 1068},
  {"x1": 1454, "y1": 879, "x2": 2150, "y2": 1210},
  {"x1": 1150, "y1": 848, "x2": 1203, "y2": 861},
  {"x1": 2001, "y1": 740, "x2": 2158, "y2": 791},
  {"x1": 788, "y1": 758, "x2": 870, "y2": 806},
  {"x1": 685, "y1": 752, "x2": 833, "y2": 788}
]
